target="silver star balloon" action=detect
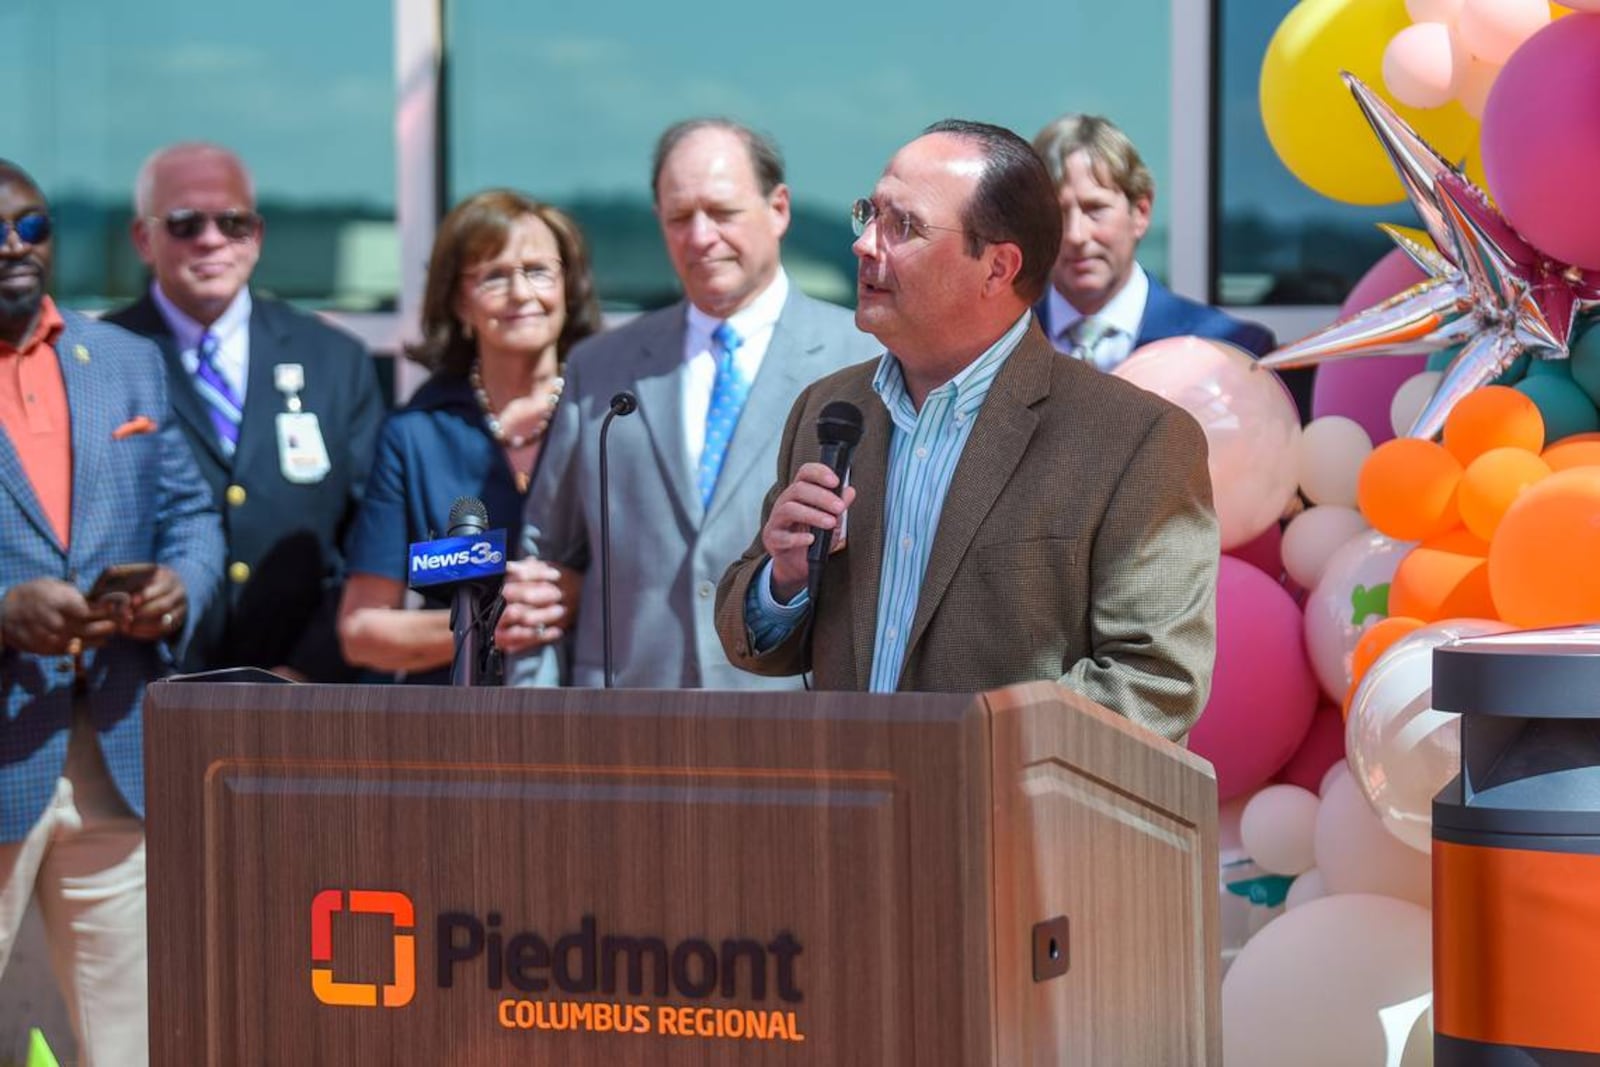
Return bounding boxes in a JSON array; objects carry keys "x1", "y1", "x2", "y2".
[{"x1": 1257, "y1": 73, "x2": 1600, "y2": 439}]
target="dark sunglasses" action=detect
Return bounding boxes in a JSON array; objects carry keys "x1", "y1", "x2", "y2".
[
  {"x1": 0, "y1": 211, "x2": 52, "y2": 246},
  {"x1": 153, "y1": 208, "x2": 261, "y2": 241}
]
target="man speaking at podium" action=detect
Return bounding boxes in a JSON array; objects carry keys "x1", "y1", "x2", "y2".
[{"x1": 715, "y1": 121, "x2": 1218, "y2": 743}]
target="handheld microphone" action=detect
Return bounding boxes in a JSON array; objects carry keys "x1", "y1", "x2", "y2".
[
  {"x1": 407, "y1": 496, "x2": 506, "y2": 686},
  {"x1": 599, "y1": 391, "x2": 639, "y2": 689},
  {"x1": 807, "y1": 401, "x2": 864, "y2": 603}
]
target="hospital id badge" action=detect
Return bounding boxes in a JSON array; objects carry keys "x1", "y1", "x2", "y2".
[{"x1": 276, "y1": 412, "x2": 331, "y2": 484}]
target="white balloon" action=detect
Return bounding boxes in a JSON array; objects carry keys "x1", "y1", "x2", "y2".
[
  {"x1": 1222, "y1": 894, "x2": 1433, "y2": 1067},
  {"x1": 1320, "y1": 760, "x2": 1349, "y2": 797},
  {"x1": 1303, "y1": 531, "x2": 1415, "y2": 702},
  {"x1": 1299, "y1": 416, "x2": 1373, "y2": 507},
  {"x1": 1390, "y1": 371, "x2": 1444, "y2": 438},
  {"x1": 1241, "y1": 785, "x2": 1322, "y2": 876},
  {"x1": 1283, "y1": 506, "x2": 1372, "y2": 591},
  {"x1": 1286, "y1": 868, "x2": 1327, "y2": 910},
  {"x1": 1347, "y1": 618, "x2": 1511, "y2": 853},
  {"x1": 1314, "y1": 770, "x2": 1433, "y2": 906}
]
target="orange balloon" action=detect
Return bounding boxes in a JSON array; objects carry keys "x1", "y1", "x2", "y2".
[
  {"x1": 1442, "y1": 386, "x2": 1545, "y2": 465},
  {"x1": 1458, "y1": 448, "x2": 1553, "y2": 540},
  {"x1": 1489, "y1": 467, "x2": 1600, "y2": 626},
  {"x1": 1389, "y1": 528, "x2": 1497, "y2": 622},
  {"x1": 1357, "y1": 437, "x2": 1464, "y2": 540},
  {"x1": 1543, "y1": 435, "x2": 1600, "y2": 471},
  {"x1": 1349, "y1": 615, "x2": 1426, "y2": 696}
]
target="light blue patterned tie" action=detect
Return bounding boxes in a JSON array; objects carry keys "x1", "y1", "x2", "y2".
[
  {"x1": 1064, "y1": 315, "x2": 1113, "y2": 369},
  {"x1": 193, "y1": 330, "x2": 243, "y2": 456},
  {"x1": 697, "y1": 321, "x2": 749, "y2": 509}
]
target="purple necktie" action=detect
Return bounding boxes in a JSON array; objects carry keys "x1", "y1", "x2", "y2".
[{"x1": 193, "y1": 331, "x2": 242, "y2": 456}]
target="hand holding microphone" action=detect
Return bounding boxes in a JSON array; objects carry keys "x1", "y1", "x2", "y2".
[{"x1": 761, "y1": 401, "x2": 863, "y2": 604}]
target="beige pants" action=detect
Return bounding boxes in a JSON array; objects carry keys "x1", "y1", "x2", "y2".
[{"x1": 0, "y1": 707, "x2": 147, "y2": 1067}]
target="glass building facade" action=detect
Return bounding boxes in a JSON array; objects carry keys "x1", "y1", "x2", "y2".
[{"x1": 6, "y1": 0, "x2": 1414, "y2": 387}]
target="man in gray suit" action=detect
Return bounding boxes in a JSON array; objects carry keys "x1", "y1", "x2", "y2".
[{"x1": 497, "y1": 119, "x2": 875, "y2": 689}]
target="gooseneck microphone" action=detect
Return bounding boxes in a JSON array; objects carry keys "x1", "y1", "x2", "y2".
[
  {"x1": 446, "y1": 496, "x2": 490, "y2": 687},
  {"x1": 599, "y1": 391, "x2": 639, "y2": 689},
  {"x1": 807, "y1": 401, "x2": 864, "y2": 603}
]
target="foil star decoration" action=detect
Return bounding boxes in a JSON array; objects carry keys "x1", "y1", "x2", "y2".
[{"x1": 1258, "y1": 73, "x2": 1600, "y2": 439}]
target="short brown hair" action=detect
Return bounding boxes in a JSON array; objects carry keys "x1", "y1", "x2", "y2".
[
  {"x1": 651, "y1": 118, "x2": 785, "y2": 201},
  {"x1": 407, "y1": 190, "x2": 601, "y2": 375},
  {"x1": 923, "y1": 119, "x2": 1061, "y2": 305},
  {"x1": 1031, "y1": 114, "x2": 1154, "y2": 205}
]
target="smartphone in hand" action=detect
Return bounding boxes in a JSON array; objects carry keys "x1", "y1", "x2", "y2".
[{"x1": 87, "y1": 562, "x2": 158, "y2": 619}]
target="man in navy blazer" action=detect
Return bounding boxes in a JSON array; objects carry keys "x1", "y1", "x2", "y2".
[
  {"x1": 1029, "y1": 115, "x2": 1278, "y2": 362},
  {"x1": 0, "y1": 160, "x2": 223, "y2": 1065},
  {"x1": 106, "y1": 144, "x2": 384, "y2": 683}
]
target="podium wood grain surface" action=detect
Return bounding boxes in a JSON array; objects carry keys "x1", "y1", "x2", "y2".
[{"x1": 145, "y1": 680, "x2": 1218, "y2": 1065}]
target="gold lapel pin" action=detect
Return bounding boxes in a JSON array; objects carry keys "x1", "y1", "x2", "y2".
[{"x1": 73, "y1": 344, "x2": 90, "y2": 363}]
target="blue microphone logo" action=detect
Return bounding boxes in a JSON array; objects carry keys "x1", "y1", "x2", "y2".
[{"x1": 407, "y1": 529, "x2": 507, "y2": 589}]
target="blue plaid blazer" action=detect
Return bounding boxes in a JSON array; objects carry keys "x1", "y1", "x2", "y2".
[{"x1": 0, "y1": 309, "x2": 224, "y2": 842}]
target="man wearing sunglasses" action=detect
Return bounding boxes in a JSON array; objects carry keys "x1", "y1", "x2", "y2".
[
  {"x1": 0, "y1": 159, "x2": 224, "y2": 1066},
  {"x1": 716, "y1": 121, "x2": 1218, "y2": 744},
  {"x1": 105, "y1": 143, "x2": 384, "y2": 683}
]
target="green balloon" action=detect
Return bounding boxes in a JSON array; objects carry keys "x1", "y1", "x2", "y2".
[
  {"x1": 1426, "y1": 345, "x2": 1461, "y2": 373},
  {"x1": 1492, "y1": 352, "x2": 1530, "y2": 386},
  {"x1": 1516, "y1": 375, "x2": 1600, "y2": 444},
  {"x1": 1570, "y1": 314, "x2": 1600, "y2": 406},
  {"x1": 1523, "y1": 357, "x2": 1573, "y2": 380}
]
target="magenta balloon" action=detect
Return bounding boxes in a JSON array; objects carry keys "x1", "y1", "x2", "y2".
[
  {"x1": 1276, "y1": 703, "x2": 1347, "y2": 793},
  {"x1": 1482, "y1": 14, "x2": 1600, "y2": 270},
  {"x1": 1225, "y1": 520, "x2": 1285, "y2": 582},
  {"x1": 1312, "y1": 250, "x2": 1431, "y2": 445},
  {"x1": 1338, "y1": 248, "x2": 1427, "y2": 319},
  {"x1": 1189, "y1": 556, "x2": 1320, "y2": 801}
]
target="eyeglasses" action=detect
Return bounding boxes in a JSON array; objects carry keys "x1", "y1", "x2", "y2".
[
  {"x1": 0, "y1": 212, "x2": 52, "y2": 247},
  {"x1": 151, "y1": 208, "x2": 262, "y2": 241},
  {"x1": 469, "y1": 261, "x2": 563, "y2": 297},
  {"x1": 851, "y1": 198, "x2": 966, "y2": 245}
]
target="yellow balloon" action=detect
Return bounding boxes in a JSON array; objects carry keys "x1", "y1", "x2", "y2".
[{"x1": 1260, "y1": 0, "x2": 1481, "y2": 205}]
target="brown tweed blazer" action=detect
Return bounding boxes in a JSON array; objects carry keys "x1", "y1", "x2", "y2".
[{"x1": 714, "y1": 322, "x2": 1219, "y2": 741}]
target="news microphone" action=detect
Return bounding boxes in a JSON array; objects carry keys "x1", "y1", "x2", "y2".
[
  {"x1": 807, "y1": 401, "x2": 864, "y2": 603},
  {"x1": 599, "y1": 391, "x2": 639, "y2": 689},
  {"x1": 408, "y1": 496, "x2": 507, "y2": 686}
]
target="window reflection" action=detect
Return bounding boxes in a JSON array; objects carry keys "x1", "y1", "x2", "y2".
[
  {"x1": 0, "y1": 1, "x2": 395, "y2": 311},
  {"x1": 445, "y1": 0, "x2": 1174, "y2": 311},
  {"x1": 1215, "y1": 0, "x2": 1408, "y2": 306}
]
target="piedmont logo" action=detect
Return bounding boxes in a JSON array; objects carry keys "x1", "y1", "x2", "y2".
[
  {"x1": 310, "y1": 889, "x2": 416, "y2": 1009},
  {"x1": 308, "y1": 891, "x2": 807, "y2": 1042}
]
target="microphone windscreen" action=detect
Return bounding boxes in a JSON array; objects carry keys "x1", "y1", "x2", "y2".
[
  {"x1": 816, "y1": 400, "x2": 864, "y2": 448},
  {"x1": 447, "y1": 496, "x2": 490, "y2": 536}
]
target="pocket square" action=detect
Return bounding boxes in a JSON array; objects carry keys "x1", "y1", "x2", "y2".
[{"x1": 112, "y1": 415, "x2": 157, "y2": 440}]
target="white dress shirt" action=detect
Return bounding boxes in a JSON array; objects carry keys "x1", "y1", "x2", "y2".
[
  {"x1": 1046, "y1": 263, "x2": 1149, "y2": 373},
  {"x1": 150, "y1": 282, "x2": 254, "y2": 404},
  {"x1": 681, "y1": 269, "x2": 789, "y2": 469}
]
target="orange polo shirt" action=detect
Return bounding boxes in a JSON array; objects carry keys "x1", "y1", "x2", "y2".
[{"x1": 0, "y1": 296, "x2": 71, "y2": 547}]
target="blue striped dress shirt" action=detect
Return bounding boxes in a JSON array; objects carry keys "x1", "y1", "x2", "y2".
[{"x1": 749, "y1": 310, "x2": 1031, "y2": 690}]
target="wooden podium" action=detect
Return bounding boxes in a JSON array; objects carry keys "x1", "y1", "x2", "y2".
[{"x1": 145, "y1": 679, "x2": 1219, "y2": 1064}]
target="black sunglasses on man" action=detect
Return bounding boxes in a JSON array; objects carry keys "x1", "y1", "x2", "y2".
[
  {"x1": 0, "y1": 211, "x2": 51, "y2": 247},
  {"x1": 150, "y1": 208, "x2": 261, "y2": 241}
]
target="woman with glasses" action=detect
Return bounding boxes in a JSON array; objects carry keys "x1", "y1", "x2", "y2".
[{"x1": 338, "y1": 190, "x2": 600, "y2": 681}]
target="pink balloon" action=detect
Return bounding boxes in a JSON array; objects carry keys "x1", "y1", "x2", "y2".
[
  {"x1": 1383, "y1": 22, "x2": 1461, "y2": 109},
  {"x1": 1189, "y1": 556, "x2": 1320, "y2": 801},
  {"x1": 1457, "y1": 0, "x2": 1550, "y2": 63},
  {"x1": 1312, "y1": 250, "x2": 1431, "y2": 446},
  {"x1": 1276, "y1": 703, "x2": 1348, "y2": 792},
  {"x1": 1481, "y1": 13, "x2": 1600, "y2": 269},
  {"x1": 1115, "y1": 337, "x2": 1302, "y2": 550}
]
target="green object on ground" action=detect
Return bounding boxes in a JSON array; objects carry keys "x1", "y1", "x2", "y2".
[{"x1": 26, "y1": 1028, "x2": 59, "y2": 1067}]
